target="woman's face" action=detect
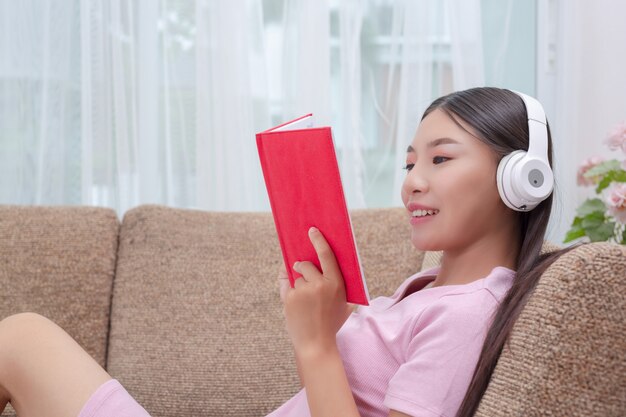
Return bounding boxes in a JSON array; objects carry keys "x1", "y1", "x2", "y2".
[{"x1": 401, "y1": 108, "x2": 513, "y2": 252}]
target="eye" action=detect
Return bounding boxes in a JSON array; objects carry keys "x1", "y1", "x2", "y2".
[
  {"x1": 433, "y1": 156, "x2": 449, "y2": 164},
  {"x1": 403, "y1": 163, "x2": 415, "y2": 172}
]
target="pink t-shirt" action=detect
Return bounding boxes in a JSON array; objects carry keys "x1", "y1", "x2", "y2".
[{"x1": 266, "y1": 265, "x2": 516, "y2": 417}]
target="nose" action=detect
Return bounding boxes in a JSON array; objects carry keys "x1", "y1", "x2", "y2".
[{"x1": 402, "y1": 164, "x2": 429, "y2": 195}]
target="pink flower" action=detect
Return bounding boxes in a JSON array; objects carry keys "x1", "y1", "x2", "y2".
[
  {"x1": 577, "y1": 156, "x2": 605, "y2": 186},
  {"x1": 606, "y1": 183, "x2": 626, "y2": 224},
  {"x1": 605, "y1": 121, "x2": 626, "y2": 153}
]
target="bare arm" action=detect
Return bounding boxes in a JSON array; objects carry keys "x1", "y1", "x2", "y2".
[
  {"x1": 278, "y1": 266, "x2": 306, "y2": 388},
  {"x1": 281, "y1": 228, "x2": 415, "y2": 417},
  {"x1": 296, "y1": 342, "x2": 359, "y2": 416},
  {"x1": 281, "y1": 227, "x2": 358, "y2": 416},
  {"x1": 296, "y1": 342, "x2": 415, "y2": 417}
]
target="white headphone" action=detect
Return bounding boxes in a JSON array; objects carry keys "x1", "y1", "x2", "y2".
[{"x1": 496, "y1": 91, "x2": 554, "y2": 212}]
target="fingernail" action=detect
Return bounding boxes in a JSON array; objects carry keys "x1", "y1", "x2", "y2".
[
  {"x1": 309, "y1": 227, "x2": 317, "y2": 235},
  {"x1": 293, "y1": 262, "x2": 300, "y2": 271}
]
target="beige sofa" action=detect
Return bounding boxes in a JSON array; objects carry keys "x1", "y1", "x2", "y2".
[{"x1": 0, "y1": 205, "x2": 624, "y2": 417}]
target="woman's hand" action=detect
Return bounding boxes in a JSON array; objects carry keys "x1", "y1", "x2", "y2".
[{"x1": 282, "y1": 227, "x2": 353, "y2": 357}]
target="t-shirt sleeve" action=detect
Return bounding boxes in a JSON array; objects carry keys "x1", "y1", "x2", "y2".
[{"x1": 384, "y1": 293, "x2": 496, "y2": 417}]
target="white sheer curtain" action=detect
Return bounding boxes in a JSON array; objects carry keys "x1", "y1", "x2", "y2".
[
  {"x1": 383, "y1": 0, "x2": 485, "y2": 206},
  {"x1": 80, "y1": 0, "x2": 270, "y2": 214},
  {"x1": 194, "y1": 0, "x2": 270, "y2": 211},
  {"x1": 0, "y1": 0, "x2": 80, "y2": 205},
  {"x1": 81, "y1": 0, "x2": 140, "y2": 213},
  {"x1": 281, "y1": 0, "x2": 331, "y2": 125},
  {"x1": 1, "y1": 0, "x2": 491, "y2": 215}
]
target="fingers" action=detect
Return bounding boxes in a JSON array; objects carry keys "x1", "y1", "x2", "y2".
[
  {"x1": 293, "y1": 274, "x2": 306, "y2": 289},
  {"x1": 294, "y1": 261, "x2": 321, "y2": 279},
  {"x1": 306, "y1": 227, "x2": 339, "y2": 276},
  {"x1": 284, "y1": 227, "x2": 340, "y2": 297},
  {"x1": 292, "y1": 261, "x2": 319, "y2": 289}
]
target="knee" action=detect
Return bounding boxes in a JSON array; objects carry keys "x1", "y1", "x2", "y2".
[
  {"x1": 0, "y1": 312, "x2": 56, "y2": 345},
  {"x1": 0, "y1": 313, "x2": 57, "y2": 371},
  {"x1": 0, "y1": 312, "x2": 54, "y2": 336},
  {"x1": 0, "y1": 313, "x2": 53, "y2": 393}
]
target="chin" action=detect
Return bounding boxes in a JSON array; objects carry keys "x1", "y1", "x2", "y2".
[{"x1": 410, "y1": 235, "x2": 444, "y2": 252}]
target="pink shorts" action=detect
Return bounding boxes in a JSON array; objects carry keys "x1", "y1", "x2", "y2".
[{"x1": 78, "y1": 379, "x2": 152, "y2": 417}]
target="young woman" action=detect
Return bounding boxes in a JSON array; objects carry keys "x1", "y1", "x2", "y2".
[{"x1": 0, "y1": 87, "x2": 575, "y2": 417}]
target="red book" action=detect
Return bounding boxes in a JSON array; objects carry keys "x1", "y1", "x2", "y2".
[{"x1": 256, "y1": 114, "x2": 370, "y2": 305}]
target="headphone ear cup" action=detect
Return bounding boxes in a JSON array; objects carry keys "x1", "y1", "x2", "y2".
[
  {"x1": 497, "y1": 150, "x2": 526, "y2": 211},
  {"x1": 497, "y1": 150, "x2": 554, "y2": 212}
]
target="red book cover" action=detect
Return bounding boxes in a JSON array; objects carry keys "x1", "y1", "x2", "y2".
[{"x1": 256, "y1": 114, "x2": 370, "y2": 305}]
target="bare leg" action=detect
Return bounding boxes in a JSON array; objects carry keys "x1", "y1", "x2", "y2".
[{"x1": 0, "y1": 312, "x2": 112, "y2": 417}]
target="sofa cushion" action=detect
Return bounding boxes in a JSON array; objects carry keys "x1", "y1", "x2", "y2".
[
  {"x1": 107, "y1": 205, "x2": 422, "y2": 417},
  {"x1": 475, "y1": 242, "x2": 626, "y2": 416},
  {"x1": 0, "y1": 205, "x2": 119, "y2": 367}
]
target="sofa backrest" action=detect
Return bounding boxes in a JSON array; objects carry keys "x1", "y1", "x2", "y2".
[
  {"x1": 2, "y1": 205, "x2": 624, "y2": 417},
  {"x1": 106, "y1": 205, "x2": 423, "y2": 417},
  {"x1": 0, "y1": 205, "x2": 118, "y2": 367}
]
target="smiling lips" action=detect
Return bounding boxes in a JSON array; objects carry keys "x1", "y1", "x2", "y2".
[
  {"x1": 407, "y1": 203, "x2": 439, "y2": 216},
  {"x1": 411, "y1": 208, "x2": 439, "y2": 218},
  {"x1": 406, "y1": 203, "x2": 439, "y2": 223}
]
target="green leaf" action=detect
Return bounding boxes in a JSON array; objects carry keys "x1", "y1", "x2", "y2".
[
  {"x1": 580, "y1": 211, "x2": 615, "y2": 242},
  {"x1": 613, "y1": 169, "x2": 626, "y2": 183},
  {"x1": 596, "y1": 175, "x2": 613, "y2": 193},
  {"x1": 563, "y1": 222, "x2": 586, "y2": 243},
  {"x1": 576, "y1": 198, "x2": 606, "y2": 217},
  {"x1": 595, "y1": 169, "x2": 626, "y2": 193},
  {"x1": 581, "y1": 211, "x2": 605, "y2": 228},
  {"x1": 584, "y1": 159, "x2": 621, "y2": 177},
  {"x1": 585, "y1": 221, "x2": 616, "y2": 242}
]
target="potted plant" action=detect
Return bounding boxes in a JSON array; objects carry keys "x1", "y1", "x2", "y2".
[{"x1": 565, "y1": 122, "x2": 626, "y2": 244}]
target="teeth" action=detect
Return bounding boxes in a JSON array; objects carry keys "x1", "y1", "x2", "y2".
[{"x1": 412, "y1": 209, "x2": 439, "y2": 217}]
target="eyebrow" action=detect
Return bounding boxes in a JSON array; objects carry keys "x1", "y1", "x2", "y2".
[{"x1": 406, "y1": 137, "x2": 461, "y2": 153}]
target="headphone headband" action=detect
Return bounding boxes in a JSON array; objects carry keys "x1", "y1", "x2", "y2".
[
  {"x1": 513, "y1": 91, "x2": 546, "y2": 124},
  {"x1": 511, "y1": 91, "x2": 549, "y2": 160},
  {"x1": 496, "y1": 90, "x2": 554, "y2": 211}
]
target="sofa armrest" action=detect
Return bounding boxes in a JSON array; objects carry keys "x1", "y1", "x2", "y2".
[
  {"x1": 0, "y1": 205, "x2": 119, "y2": 368},
  {"x1": 476, "y1": 242, "x2": 626, "y2": 416}
]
